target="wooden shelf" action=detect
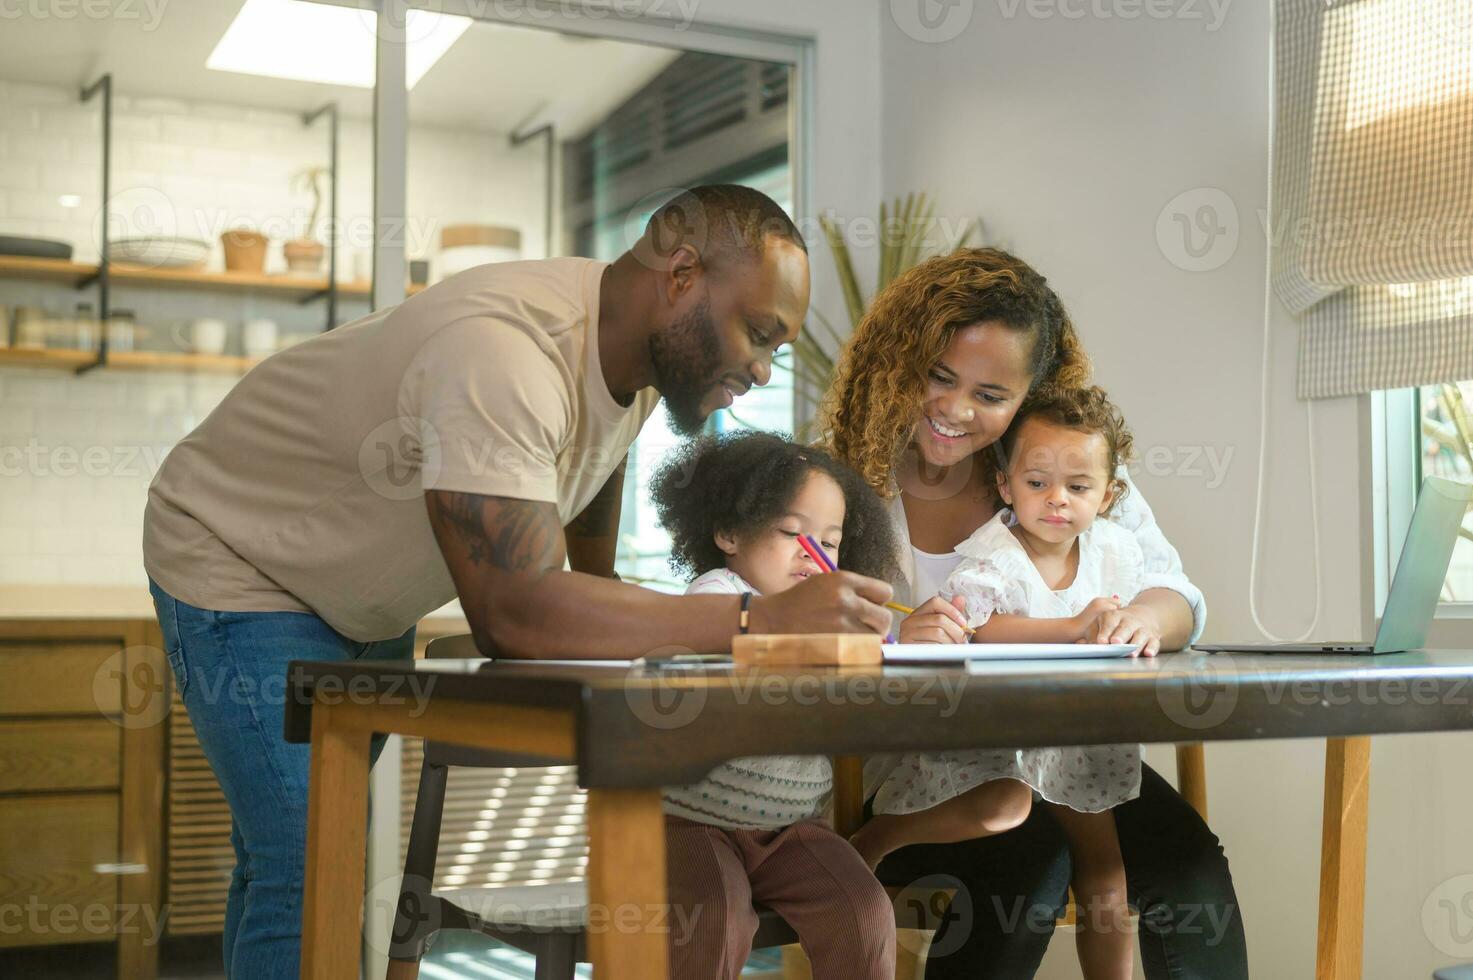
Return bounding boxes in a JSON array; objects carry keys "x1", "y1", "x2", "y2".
[
  {"x1": 0, "y1": 347, "x2": 262, "y2": 375},
  {"x1": 0, "y1": 255, "x2": 425, "y2": 300},
  {"x1": 0, "y1": 255, "x2": 96, "y2": 285}
]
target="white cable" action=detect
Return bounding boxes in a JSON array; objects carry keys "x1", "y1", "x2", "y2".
[{"x1": 1248, "y1": 0, "x2": 1322, "y2": 642}]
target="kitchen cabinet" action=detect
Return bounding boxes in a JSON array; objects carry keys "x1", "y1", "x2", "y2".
[
  {"x1": 0, "y1": 607, "x2": 466, "y2": 978},
  {"x1": 0, "y1": 619, "x2": 164, "y2": 980}
]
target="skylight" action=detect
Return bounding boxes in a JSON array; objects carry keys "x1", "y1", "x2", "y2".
[{"x1": 207, "y1": 0, "x2": 471, "y2": 90}]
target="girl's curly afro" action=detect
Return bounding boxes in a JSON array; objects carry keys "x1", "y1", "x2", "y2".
[{"x1": 651, "y1": 431, "x2": 899, "y2": 584}]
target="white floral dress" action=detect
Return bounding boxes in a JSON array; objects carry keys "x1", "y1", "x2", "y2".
[{"x1": 871, "y1": 510, "x2": 1148, "y2": 815}]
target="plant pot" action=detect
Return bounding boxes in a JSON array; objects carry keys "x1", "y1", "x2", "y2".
[
  {"x1": 283, "y1": 239, "x2": 325, "y2": 275},
  {"x1": 221, "y1": 228, "x2": 269, "y2": 274}
]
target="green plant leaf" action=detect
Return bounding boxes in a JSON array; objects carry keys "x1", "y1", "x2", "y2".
[{"x1": 820, "y1": 212, "x2": 865, "y2": 328}]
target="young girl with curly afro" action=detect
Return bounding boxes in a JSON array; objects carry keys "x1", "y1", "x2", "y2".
[{"x1": 648, "y1": 430, "x2": 897, "y2": 980}]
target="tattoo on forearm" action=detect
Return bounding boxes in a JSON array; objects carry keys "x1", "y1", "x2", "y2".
[{"x1": 431, "y1": 492, "x2": 562, "y2": 574}]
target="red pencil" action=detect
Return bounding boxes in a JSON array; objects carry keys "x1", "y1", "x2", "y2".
[{"x1": 798, "y1": 534, "x2": 835, "y2": 572}]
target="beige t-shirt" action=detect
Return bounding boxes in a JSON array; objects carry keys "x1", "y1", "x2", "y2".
[{"x1": 143, "y1": 257, "x2": 660, "y2": 641}]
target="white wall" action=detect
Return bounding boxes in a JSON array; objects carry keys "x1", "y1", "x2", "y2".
[
  {"x1": 880, "y1": 2, "x2": 1473, "y2": 977},
  {"x1": 0, "y1": 78, "x2": 544, "y2": 587}
]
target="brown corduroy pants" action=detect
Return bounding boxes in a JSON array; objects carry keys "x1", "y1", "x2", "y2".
[{"x1": 664, "y1": 815, "x2": 896, "y2": 980}]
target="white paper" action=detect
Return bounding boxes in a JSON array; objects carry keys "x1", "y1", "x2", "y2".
[{"x1": 881, "y1": 643, "x2": 1138, "y2": 663}]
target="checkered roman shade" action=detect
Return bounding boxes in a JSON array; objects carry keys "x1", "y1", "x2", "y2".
[{"x1": 1273, "y1": 0, "x2": 1473, "y2": 399}]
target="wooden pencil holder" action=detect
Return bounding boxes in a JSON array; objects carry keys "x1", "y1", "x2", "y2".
[{"x1": 731, "y1": 633, "x2": 883, "y2": 667}]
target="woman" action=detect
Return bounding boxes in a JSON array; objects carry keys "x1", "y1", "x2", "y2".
[{"x1": 819, "y1": 248, "x2": 1248, "y2": 979}]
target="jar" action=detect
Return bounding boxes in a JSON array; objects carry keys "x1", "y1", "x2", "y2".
[
  {"x1": 108, "y1": 310, "x2": 137, "y2": 353},
  {"x1": 13, "y1": 307, "x2": 46, "y2": 349}
]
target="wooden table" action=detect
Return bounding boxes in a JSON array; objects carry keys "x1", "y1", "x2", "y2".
[{"x1": 284, "y1": 645, "x2": 1473, "y2": 980}]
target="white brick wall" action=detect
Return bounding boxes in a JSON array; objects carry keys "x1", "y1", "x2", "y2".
[{"x1": 0, "y1": 79, "x2": 546, "y2": 587}]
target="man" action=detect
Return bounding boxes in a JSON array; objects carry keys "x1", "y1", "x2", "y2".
[{"x1": 143, "y1": 184, "x2": 894, "y2": 978}]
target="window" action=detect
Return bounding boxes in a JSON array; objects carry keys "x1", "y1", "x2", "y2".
[
  {"x1": 1418, "y1": 381, "x2": 1473, "y2": 604},
  {"x1": 1372, "y1": 383, "x2": 1473, "y2": 621}
]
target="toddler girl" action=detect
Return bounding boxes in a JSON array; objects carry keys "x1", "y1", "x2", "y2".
[
  {"x1": 853, "y1": 386, "x2": 1150, "y2": 980},
  {"x1": 650, "y1": 430, "x2": 898, "y2": 980}
]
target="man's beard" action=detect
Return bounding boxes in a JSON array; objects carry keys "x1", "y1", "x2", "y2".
[{"x1": 649, "y1": 297, "x2": 723, "y2": 437}]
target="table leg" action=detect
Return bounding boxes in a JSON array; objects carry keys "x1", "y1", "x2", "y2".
[
  {"x1": 1315, "y1": 736, "x2": 1370, "y2": 980},
  {"x1": 586, "y1": 788, "x2": 669, "y2": 978},
  {"x1": 831, "y1": 756, "x2": 866, "y2": 837},
  {"x1": 300, "y1": 702, "x2": 372, "y2": 980}
]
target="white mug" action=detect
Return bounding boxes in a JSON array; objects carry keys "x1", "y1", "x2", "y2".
[
  {"x1": 243, "y1": 319, "x2": 278, "y2": 357},
  {"x1": 190, "y1": 318, "x2": 228, "y2": 355}
]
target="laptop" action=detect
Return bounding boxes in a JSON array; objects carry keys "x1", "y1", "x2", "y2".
[{"x1": 1195, "y1": 476, "x2": 1473, "y2": 655}]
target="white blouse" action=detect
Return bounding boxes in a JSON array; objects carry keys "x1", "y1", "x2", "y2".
[
  {"x1": 947, "y1": 509, "x2": 1146, "y2": 629},
  {"x1": 911, "y1": 547, "x2": 964, "y2": 611},
  {"x1": 885, "y1": 468, "x2": 1206, "y2": 644}
]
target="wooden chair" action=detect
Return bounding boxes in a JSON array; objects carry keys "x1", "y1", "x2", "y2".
[{"x1": 384, "y1": 636, "x2": 801, "y2": 980}]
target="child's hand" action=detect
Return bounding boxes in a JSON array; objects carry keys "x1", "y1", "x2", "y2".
[
  {"x1": 1071, "y1": 596, "x2": 1122, "y2": 641},
  {"x1": 1089, "y1": 602, "x2": 1164, "y2": 658},
  {"x1": 897, "y1": 595, "x2": 970, "y2": 644}
]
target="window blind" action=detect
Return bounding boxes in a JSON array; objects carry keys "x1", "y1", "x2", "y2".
[{"x1": 1273, "y1": 0, "x2": 1473, "y2": 398}]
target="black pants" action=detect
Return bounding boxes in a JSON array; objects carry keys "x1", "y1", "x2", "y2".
[{"x1": 874, "y1": 764, "x2": 1249, "y2": 979}]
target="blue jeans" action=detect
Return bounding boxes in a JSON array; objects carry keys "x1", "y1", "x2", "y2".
[{"x1": 150, "y1": 579, "x2": 416, "y2": 980}]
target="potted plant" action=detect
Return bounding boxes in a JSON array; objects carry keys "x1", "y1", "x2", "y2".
[{"x1": 283, "y1": 166, "x2": 328, "y2": 275}]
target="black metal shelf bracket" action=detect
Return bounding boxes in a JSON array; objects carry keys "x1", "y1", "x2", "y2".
[
  {"x1": 510, "y1": 122, "x2": 554, "y2": 258},
  {"x1": 301, "y1": 102, "x2": 339, "y2": 330},
  {"x1": 76, "y1": 73, "x2": 112, "y2": 376}
]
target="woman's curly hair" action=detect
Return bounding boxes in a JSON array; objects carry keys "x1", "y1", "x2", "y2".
[
  {"x1": 651, "y1": 431, "x2": 898, "y2": 583},
  {"x1": 998, "y1": 385, "x2": 1135, "y2": 514},
  {"x1": 819, "y1": 247, "x2": 1091, "y2": 496}
]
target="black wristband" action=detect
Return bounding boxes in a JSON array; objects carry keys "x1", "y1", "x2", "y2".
[{"x1": 738, "y1": 592, "x2": 753, "y2": 634}]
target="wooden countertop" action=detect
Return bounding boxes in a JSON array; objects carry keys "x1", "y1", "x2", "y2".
[{"x1": 0, "y1": 585, "x2": 467, "y2": 627}]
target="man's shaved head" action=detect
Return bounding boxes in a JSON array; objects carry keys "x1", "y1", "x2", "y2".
[{"x1": 610, "y1": 182, "x2": 810, "y2": 436}]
